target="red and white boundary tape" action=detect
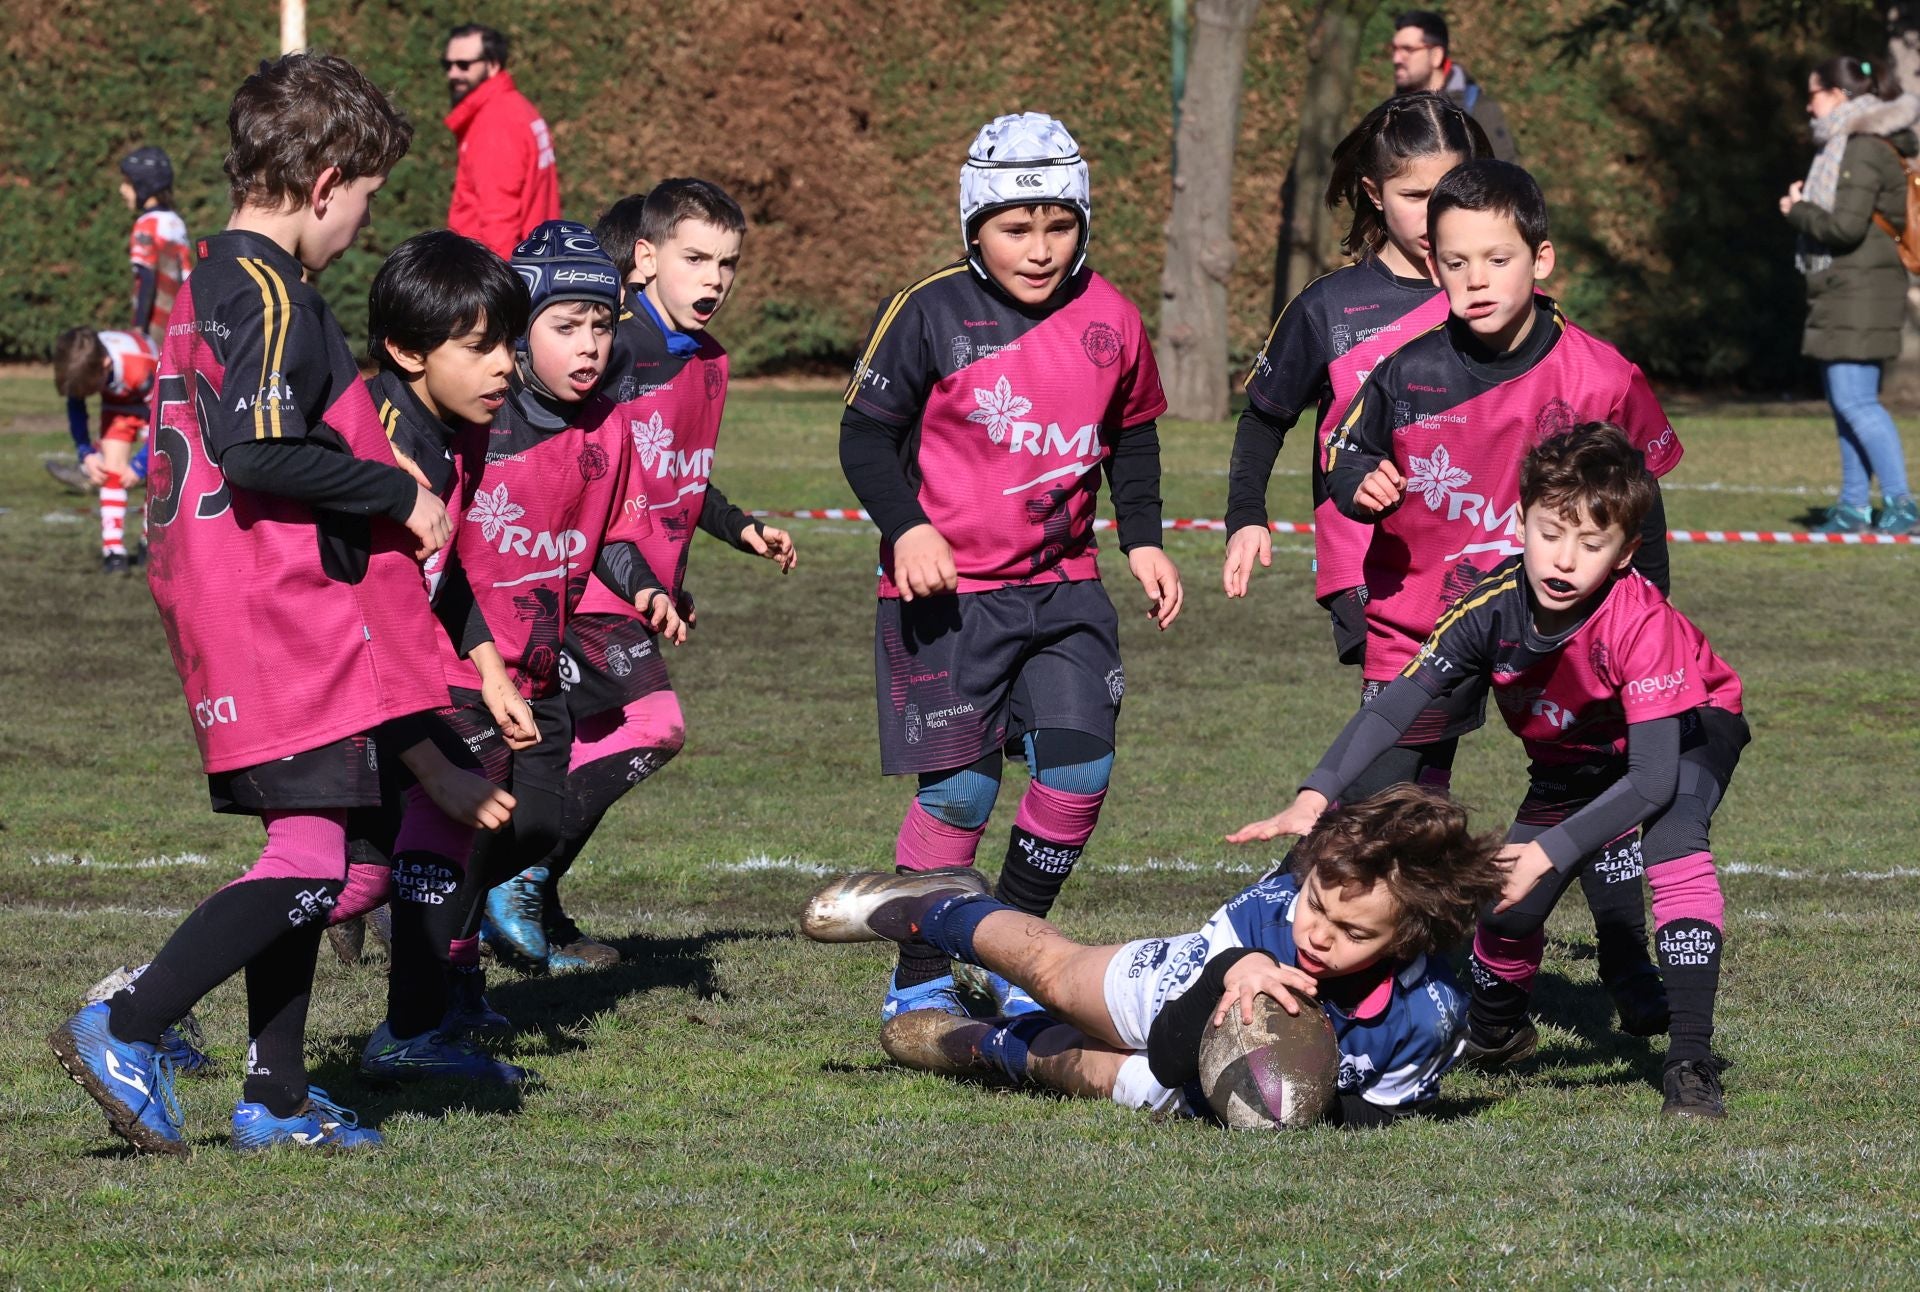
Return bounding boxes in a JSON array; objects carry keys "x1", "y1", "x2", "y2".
[{"x1": 751, "y1": 509, "x2": 1913, "y2": 546}]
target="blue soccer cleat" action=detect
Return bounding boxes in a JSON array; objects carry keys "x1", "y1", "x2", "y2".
[
  {"x1": 882, "y1": 971, "x2": 971, "y2": 1022},
  {"x1": 231, "y1": 1087, "x2": 384, "y2": 1152},
  {"x1": 982, "y1": 972, "x2": 1047, "y2": 1018},
  {"x1": 481, "y1": 866, "x2": 550, "y2": 967},
  {"x1": 441, "y1": 965, "x2": 512, "y2": 1037},
  {"x1": 48, "y1": 1002, "x2": 186, "y2": 1155},
  {"x1": 85, "y1": 964, "x2": 214, "y2": 1078},
  {"x1": 359, "y1": 1021, "x2": 535, "y2": 1086}
]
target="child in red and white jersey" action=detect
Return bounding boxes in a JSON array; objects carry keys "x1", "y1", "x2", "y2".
[
  {"x1": 1237, "y1": 424, "x2": 1747, "y2": 1119},
  {"x1": 51, "y1": 327, "x2": 158, "y2": 572},
  {"x1": 839, "y1": 112, "x2": 1181, "y2": 1020},
  {"x1": 119, "y1": 147, "x2": 193, "y2": 340}
]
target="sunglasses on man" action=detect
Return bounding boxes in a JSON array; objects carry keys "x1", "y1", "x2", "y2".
[{"x1": 441, "y1": 57, "x2": 488, "y2": 72}]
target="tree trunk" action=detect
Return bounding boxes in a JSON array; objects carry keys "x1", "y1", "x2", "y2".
[
  {"x1": 1159, "y1": 0, "x2": 1262, "y2": 422},
  {"x1": 1272, "y1": 0, "x2": 1382, "y2": 318}
]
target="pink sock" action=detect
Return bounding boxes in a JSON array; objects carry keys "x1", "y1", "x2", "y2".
[
  {"x1": 894, "y1": 800, "x2": 986, "y2": 872},
  {"x1": 1648, "y1": 852, "x2": 1723, "y2": 930},
  {"x1": 224, "y1": 809, "x2": 349, "y2": 887},
  {"x1": 330, "y1": 862, "x2": 392, "y2": 924},
  {"x1": 448, "y1": 935, "x2": 481, "y2": 969},
  {"x1": 1472, "y1": 926, "x2": 1545, "y2": 989},
  {"x1": 1012, "y1": 782, "x2": 1105, "y2": 848}
]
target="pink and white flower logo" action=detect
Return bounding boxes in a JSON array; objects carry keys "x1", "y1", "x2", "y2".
[
  {"x1": 631, "y1": 412, "x2": 674, "y2": 470},
  {"x1": 466, "y1": 483, "x2": 525, "y2": 542},
  {"x1": 966, "y1": 375, "x2": 1032, "y2": 445},
  {"x1": 1407, "y1": 444, "x2": 1472, "y2": 510}
]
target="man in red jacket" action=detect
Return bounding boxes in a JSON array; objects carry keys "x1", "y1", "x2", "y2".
[{"x1": 443, "y1": 23, "x2": 561, "y2": 257}]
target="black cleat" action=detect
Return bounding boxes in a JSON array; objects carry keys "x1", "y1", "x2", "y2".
[
  {"x1": 1457, "y1": 1020, "x2": 1538, "y2": 1071},
  {"x1": 1661, "y1": 1057, "x2": 1727, "y2": 1120},
  {"x1": 1606, "y1": 965, "x2": 1671, "y2": 1037},
  {"x1": 101, "y1": 553, "x2": 130, "y2": 575}
]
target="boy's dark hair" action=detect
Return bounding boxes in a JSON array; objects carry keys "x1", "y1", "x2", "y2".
[
  {"x1": 1811, "y1": 54, "x2": 1902, "y2": 102},
  {"x1": 224, "y1": 52, "x2": 413, "y2": 212},
  {"x1": 596, "y1": 180, "x2": 747, "y2": 278},
  {"x1": 1520, "y1": 422, "x2": 1656, "y2": 538},
  {"x1": 368, "y1": 230, "x2": 530, "y2": 371},
  {"x1": 1290, "y1": 784, "x2": 1505, "y2": 959},
  {"x1": 51, "y1": 328, "x2": 107, "y2": 399},
  {"x1": 1427, "y1": 158, "x2": 1548, "y2": 252},
  {"x1": 448, "y1": 23, "x2": 509, "y2": 67},
  {"x1": 1394, "y1": 9, "x2": 1449, "y2": 50},
  {"x1": 1328, "y1": 92, "x2": 1490, "y2": 256}
]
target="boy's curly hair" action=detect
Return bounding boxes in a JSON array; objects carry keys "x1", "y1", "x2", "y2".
[{"x1": 1290, "y1": 784, "x2": 1506, "y2": 959}]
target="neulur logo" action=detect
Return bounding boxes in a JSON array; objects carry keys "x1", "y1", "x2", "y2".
[{"x1": 1625, "y1": 667, "x2": 1687, "y2": 699}]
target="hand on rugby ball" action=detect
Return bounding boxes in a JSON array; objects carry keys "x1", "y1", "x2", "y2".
[
  {"x1": 1128, "y1": 546, "x2": 1183, "y2": 630},
  {"x1": 1222, "y1": 524, "x2": 1272, "y2": 598},
  {"x1": 1211, "y1": 950, "x2": 1320, "y2": 1025},
  {"x1": 892, "y1": 523, "x2": 958, "y2": 600}
]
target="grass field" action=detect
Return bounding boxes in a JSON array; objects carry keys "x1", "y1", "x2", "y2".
[{"x1": 3, "y1": 376, "x2": 1918, "y2": 1288}]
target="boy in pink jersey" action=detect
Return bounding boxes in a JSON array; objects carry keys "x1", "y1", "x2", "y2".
[
  {"x1": 51, "y1": 326, "x2": 159, "y2": 573},
  {"x1": 840, "y1": 113, "x2": 1182, "y2": 1020},
  {"x1": 1317, "y1": 159, "x2": 1685, "y2": 1035},
  {"x1": 120, "y1": 146, "x2": 193, "y2": 341},
  {"x1": 49, "y1": 54, "x2": 513, "y2": 1155},
  {"x1": 479, "y1": 179, "x2": 797, "y2": 972},
  {"x1": 359, "y1": 221, "x2": 686, "y2": 1080},
  {"x1": 1238, "y1": 424, "x2": 1746, "y2": 1118}
]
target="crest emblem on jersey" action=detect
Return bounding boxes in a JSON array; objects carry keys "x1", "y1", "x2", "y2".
[
  {"x1": 467, "y1": 483, "x2": 527, "y2": 542},
  {"x1": 1105, "y1": 667, "x2": 1126, "y2": 704},
  {"x1": 1407, "y1": 444, "x2": 1473, "y2": 510},
  {"x1": 903, "y1": 703, "x2": 922, "y2": 744},
  {"x1": 577, "y1": 443, "x2": 609, "y2": 481},
  {"x1": 1330, "y1": 324, "x2": 1353, "y2": 357},
  {"x1": 1080, "y1": 321, "x2": 1121, "y2": 368},
  {"x1": 966, "y1": 375, "x2": 1032, "y2": 445},
  {"x1": 630, "y1": 411, "x2": 674, "y2": 469},
  {"x1": 1393, "y1": 399, "x2": 1413, "y2": 429},
  {"x1": 1589, "y1": 639, "x2": 1611, "y2": 678},
  {"x1": 704, "y1": 364, "x2": 722, "y2": 401},
  {"x1": 950, "y1": 335, "x2": 973, "y2": 370},
  {"x1": 1537, "y1": 398, "x2": 1576, "y2": 439},
  {"x1": 607, "y1": 644, "x2": 633, "y2": 678}
]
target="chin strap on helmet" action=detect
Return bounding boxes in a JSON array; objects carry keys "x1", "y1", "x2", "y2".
[{"x1": 959, "y1": 112, "x2": 1092, "y2": 285}]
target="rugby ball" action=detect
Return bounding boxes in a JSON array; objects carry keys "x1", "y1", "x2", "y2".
[{"x1": 1197, "y1": 989, "x2": 1339, "y2": 1130}]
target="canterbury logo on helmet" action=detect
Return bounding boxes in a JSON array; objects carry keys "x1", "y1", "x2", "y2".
[{"x1": 959, "y1": 112, "x2": 1092, "y2": 284}]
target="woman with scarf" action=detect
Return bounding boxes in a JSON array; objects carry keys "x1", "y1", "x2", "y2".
[{"x1": 1780, "y1": 56, "x2": 1919, "y2": 535}]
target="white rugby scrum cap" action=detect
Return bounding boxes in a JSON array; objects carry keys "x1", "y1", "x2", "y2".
[{"x1": 959, "y1": 112, "x2": 1091, "y2": 280}]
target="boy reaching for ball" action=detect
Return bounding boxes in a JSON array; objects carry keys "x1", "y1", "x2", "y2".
[
  {"x1": 802, "y1": 785, "x2": 1505, "y2": 1128},
  {"x1": 1236, "y1": 424, "x2": 1747, "y2": 1119}
]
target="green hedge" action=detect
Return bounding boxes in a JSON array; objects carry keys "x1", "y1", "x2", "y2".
[{"x1": 0, "y1": 0, "x2": 1838, "y2": 386}]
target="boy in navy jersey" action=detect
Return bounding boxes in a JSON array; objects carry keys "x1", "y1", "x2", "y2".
[
  {"x1": 48, "y1": 55, "x2": 511, "y2": 1155},
  {"x1": 1242, "y1": 425, "x2": 1745, "y2": 1118},
  {"x1": 840, "y1": 113, "x2": 1182, "y2": 1020},
  {"x1": 800, "y1": 785, "x2": 1505, "y2": 1125},
  {"x1": 477, "y1": 179, "x2": 796, "y2": 971},
  {"x1": 359, "y1": 221, "x2": 686, "y2": 1080},
  {"x1": 1307, "y1": 159, "x2": 1683, "y2": 1036}
]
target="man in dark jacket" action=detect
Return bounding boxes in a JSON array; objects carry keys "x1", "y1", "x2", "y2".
[
  {"x1": 1389, "y1": 10, "x2": 1519, "y2": 162},
  {"x1": 443, "y1": 23, "x2": 562, "y2": 257}
]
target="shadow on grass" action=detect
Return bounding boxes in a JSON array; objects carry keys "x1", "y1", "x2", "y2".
[{"x1": 1511, "y1": 970, "x2": 1668, "y2": 1094}]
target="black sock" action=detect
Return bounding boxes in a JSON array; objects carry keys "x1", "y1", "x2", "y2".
[
  {"x1": 387, "y1": 851, "x2": 465, "y2": 1040},
  {"x1": 109, "y1": 876, "x2": 345, "y2": 1044},
  {"x1": 891, "y1": 865, "x2": 953, "y2": 988},
  {"x1": 1467, "y1": 952, "x2": 1533, "y2": 1039},
  {"x1": 1655, "y1": 919, "x2": 1722, "y2": 1067},
  {"x1": 1580, "y1": 836, "x2": 1654, "y2": 986},
  {"x1": 993, "y1": 826, "x2": 1083, "y2": 920},
  {"x1": 242, "y1": 926, "x2": 322, "y2": 1117}
]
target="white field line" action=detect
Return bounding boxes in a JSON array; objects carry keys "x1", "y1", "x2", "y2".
[
  {"x1": 1722, "y1": 862, "x2": 1920, "y2": 881},
  {"x1": 1, "y1": 904, "x2": 192, "y2": 919},
  {"x1": 715, "y1": 856, "x2": 1914, "y2": 883},
  {"x1": 27, "y1": 852, "x2": 215, "y2": 871}
]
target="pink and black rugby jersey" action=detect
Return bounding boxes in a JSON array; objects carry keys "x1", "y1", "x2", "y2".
[
  {"x1": 371, "y1": 368, "x2": 478, "y2": 617},
  {"x1": 844, "y1": 263, "x2": 1166, "y2": 596},
  {"x1": 130, "y1": 208, "x2": 192, "y2": 329},
  {"x1": 1404, "y1": 559, "x2": 1741, "y2": 764},
  {"x1": 96, "y1": 329, "x2": 159, "y2": 429},
  {"x1": 1243, "y1": 257, "x2": 1450, "y2": 597},
  {"x1": 145, "y1": 230, "x2": 448, "y2": 774},
  {"x1": 577, "y1": 292, "x2": 729, "y2": 613},
  {"x1": 1326, "y1": 301, "x2": 1683, "y2": 681},
  {"x1": 443, "y1": 388, "x2": 651, "y2": 699}
]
